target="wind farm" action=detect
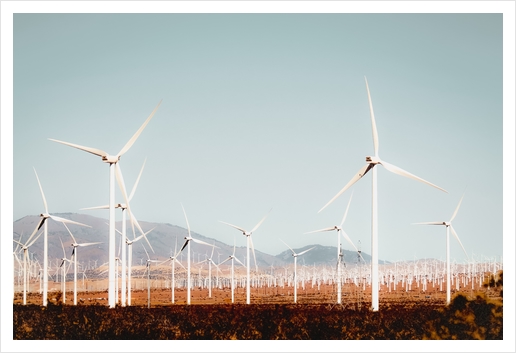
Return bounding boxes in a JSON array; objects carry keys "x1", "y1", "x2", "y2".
[{"x1": 6, "y1": 9, "x2": 509, "y2": 345}]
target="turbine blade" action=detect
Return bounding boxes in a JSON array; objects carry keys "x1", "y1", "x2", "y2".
[
  {"x1": 234, "y1": 256, "x2": 246, "y2": 268},
  {"x1": 33, "y1": 168, "x2": 48, "y2": 214},
  {"x1": 12, "y1": 239, "x2": 23, "y2": 247},
  {"x1": 49, "y1": 215, "x2": 91, "y2": 228},
  {"x1": 115, "y1": 163, "x2": 131, "y2": 212},
  {"x1": 78, "y1": 242, "x2": 102, "y2": 247},
  {"x1": 48, "y1": 138, "x2": 108, "y2": 158},
  {"x1": 279, "y1": 238, "x2": 295, "y2": 255},
  {"x1": 412, "y1": 222, "x2": 445, "y2": 226},
  {"x1": 304, "y1": 226, "x2": 335, "y2": 234},
  {"x1": 340, "y1": 190, "x2": 354, "y2": 227},
  {"x1": 13, "y1": 232, "x2": 24, "y2": 253},
  {"x1": 59, "y1": 237, "x2": 66, "y2": 258},
  {"x1": 117, "y1": 100, "x2": 162, "y2": 157},
  {"x1": 128, "y1": 210, "x2": 151, "y2": 247},
  {"x1": 13, "y1": 252, "x2": 22, "y2": 266},
  {"x1": 341, "y1": 230, "x2": 359, "y2": 253},
  {"x1": 365, "y1": 77, "x2": 379, "y2": 156},
  {"x1": 36, "y1": 217, "x2": 46, "y2": 231},
  {"x1": 81, "y1": 205, "x2": 109, "y2": 210},
  {"x1": 181, "y1": 204, "x2": 191, "y2": 238},
  {"x1": 380, "y1": 160, "x2": 447, "y2": 193},
  {"x1": 24, "y1": 220, "x2": 42, "y2": 247},
  {"x1": 319, "y1": 164, "x2": 373, "y2": 213},
  {"x1": 250, "y1": 208, "x2": 272, "y2": 234},
  {"x1": 219, "y1": 257, "x2": 231, "y2": 266},
  {"x1": 450, "y1": 192, "x2": 465, "y2": 222},
  {"x1": 128, "y1": 158, "x2": 147, "y2": 202},
  {"x1": 179, "y1": 239, "x2": 189, "y2": 253},
  {"x1": 297, "y1": 246, "x2": 315, "y2": 256},
  {"x1": 450, "y1": 226, "x2": 469, "y2": 260},
  {"x1": 191, "y1": 238, "x2": 217, "y2": 247},
  {"x1": 175, "y1": 258, "x2": 187, "y2": 271},
  {"x1": 219, "y1": 220, "x2": 247, "y2": 234},
  {"x1": 249, "y1": 235, "x2": 258, "y2": 271},
  {"x1": 62, "y1": 223, "x2": 77, "y2": 244},
  {"x1": 141, "y1": 243, "x2": 150, "y2": 260}
]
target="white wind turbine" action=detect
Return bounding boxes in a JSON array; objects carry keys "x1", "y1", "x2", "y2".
[
  {"x1": 413, "y1": 192, "x2": 469, "y2": 305},
  {"x1": 198, "y1": 243, "x2": 219, "y2": 298},
  {"x1": 83, "y1": 158, "x2": 149, "y2": 307},
  {"x1": 13, "y1": 231, "x2": 44, "y2": 305},
  {"x1": 49, "y1": 100, "x2": 161, "y2": 308},
  {"x1": 125, "y1": 226, "x2": 155, "y2": 306},
  {"x1": 159, "y1": 239, "x2": 186, "y2": 304},
  {"x1": 178, "y1": 204, "x2": 216, "y2": 305},
  {"x1": 141, "y1": 244, "x2": 160, "y2": 308},
  {"x1": 318, "y1": 78, "x2": 447, "y2": 311},
  {"x1": 62, "y1": 223, "x2": 102, "y2": 306},
  {"x1": 59, "y1": 238, "x2": 73, "y2": 304},
  {"x1": 219, "y1": 240, "x2": 246, "y2": 303},
  {"x1": 279, "y1": 239, "x2": 314, "y2": 304},
  {"x1": 307, "y1": 192, "x2": 364, "y2": 304},
  {"x1": 219, "y1": 209, "x2": 271, "y2": 304},
  {"x1": 30, "y1": 168, "x2": 90, "y2": 306}
]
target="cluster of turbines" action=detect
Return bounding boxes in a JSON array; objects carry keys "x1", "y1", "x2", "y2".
[{"x1": 14, "y1": 77, "x2": 491, "y2": 311}]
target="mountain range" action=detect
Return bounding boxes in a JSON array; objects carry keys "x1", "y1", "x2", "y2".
[{"x1": 13, "y1": 213, "x2": 389, "y2": 269}]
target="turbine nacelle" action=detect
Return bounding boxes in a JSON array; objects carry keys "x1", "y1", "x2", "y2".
[
  {"x1": 365, "y1": 156, "x2": 381, "y2": 164},
  {"x1": 101, "y1": 155, "x2": 120, "y2": 164}
]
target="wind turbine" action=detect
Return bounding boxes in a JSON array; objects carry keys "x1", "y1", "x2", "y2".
[
  {"x1": 318, "y1": 78, "x2": 447, "y2": 311},
  {"x1": 82, "y1": 158, "x2": 149, "y2": 307},
  {"x1": 62, "y1": 223, "x2": 102, "y2": 305},
  {"x1": 198, "y1": 243, "x2": 220, "y2": 298},
  {"x1": 59, "y1": 238, "x2": 73, "y2": 304},
  {"x1": 125, "y1": 226, "x2": 155, "y2": 306},
  {"x1": 307, "y1": 193, "x2": 363, "y2": 304},
  {"x1": 159, "y1": 240, "x2": 186, "y2": 304},
  {"x1": 413, "y1": 192, "x2": 469, "y2": 305},
  {"x1": 30, "y1": 168, "x2": 90, "y2": 306},
  {"x1": 178, "y1": 204, "x2": 216, "y2": 305},
  {"x1": 219, "y1": 209, "x2": 271, "y2": 304},
  {"x1": 49, "y1": 100, "x2": 161, "y2": 308},
  {"x1": 141, "y1": 244, "x2": 160, "y2": 308},
  {"x1": 13, "y1": 231, "x2": 43, "y2": 305},
  {"x1": 279, "y1": 239, "x2": 314, "y2": 303},
  {"x1": 219, "y1": 240, "x2": 246, "y2": 303}
]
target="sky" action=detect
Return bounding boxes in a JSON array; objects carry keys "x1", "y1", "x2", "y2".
[
  {"x1": 7, "y1": 9, "x2": 510, "y2": 264},
  {"x1": 2, "y1": 2, "x2": 514, "y2": 352}
]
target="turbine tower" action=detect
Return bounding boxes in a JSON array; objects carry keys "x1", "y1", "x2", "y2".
[
  {"x1": 49, "y1": 101, "x2": 161, "y2": 308},
  {"x1": 318, "y1": 78, "x2": 447, "y2": 311}
]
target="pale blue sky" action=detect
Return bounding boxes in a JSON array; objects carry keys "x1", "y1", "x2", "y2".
[
  {"x1": 6, "y1": 10, "x2": 509, "y2": 264},
  {"x1": 2, "y1": 2, "x2": 515, "y2": 352}
]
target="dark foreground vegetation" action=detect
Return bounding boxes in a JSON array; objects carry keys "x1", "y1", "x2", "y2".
[{"x1": 13, "y1": 293, "x2": 502, "y2": 340}]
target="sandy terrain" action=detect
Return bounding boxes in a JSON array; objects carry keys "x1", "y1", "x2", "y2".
[{"x1": 13, "y1": 276, "x2": 501, "y2": 307}]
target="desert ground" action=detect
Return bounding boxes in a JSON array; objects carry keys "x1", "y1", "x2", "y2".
[{"x1": 13, "y1": 267, "x2": 502, "y2": 307}]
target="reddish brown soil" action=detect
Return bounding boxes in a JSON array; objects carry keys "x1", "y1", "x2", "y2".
[{"x1": 14, "y1": 279, "x2": 501, "y2": 307}]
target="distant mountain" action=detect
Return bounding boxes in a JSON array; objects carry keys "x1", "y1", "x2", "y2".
[
  {"x1": 275, "y1": 244, "x2": 390, "y2": 266},
  {"x1": 12, "y1": 213, "x2": 387, "y2": 269}
]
